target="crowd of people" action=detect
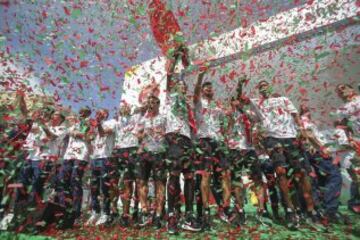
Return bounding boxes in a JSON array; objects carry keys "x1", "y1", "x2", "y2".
[{"x1": 0, "y1": 64, "x2": 359, "y2": 235}]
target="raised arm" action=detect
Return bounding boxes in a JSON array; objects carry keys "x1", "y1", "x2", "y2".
[
  {"x1": 41, "y1": 124, "x2": 57, "y2": 140},
  {"x1": 17, "y1": 93, "x2": 28, "y2": 118},
  {"x1": 292, "y1": 113, "x2": 307, "y2": 137},
  {"x1": 97, "y1": 121, "x2": 113, "y2": 137},
  {"x1": 193, "y1": 70, "x2": 206, "y2": 105},
  {"x1": 236, "y1": 76, "x2": 247, "y2": 100},
  {"x1": 166, "y1": 53, "x2": 181, "y2": 94}
]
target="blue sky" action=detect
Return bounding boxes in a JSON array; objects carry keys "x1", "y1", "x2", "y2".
[{"x1": 0, "y1": 0, "x2": 306, "y2": 116}]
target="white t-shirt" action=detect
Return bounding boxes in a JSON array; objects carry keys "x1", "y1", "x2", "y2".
[
  {"x1": 302, "y1": 115, "x2": 350, "y2": 152},
  {"x1": 165, "y1": 93, "x2": 191, "y2": 139},
  {"x1": 113, "y1": 113, "x2": 140, "y2": 149},
  {"x1": 42, "y1": 124, "x2": 68, "y2": 159},
  {"x1": 195, "y1": 98, "x2": 224, "y2": 141},
  {"x1": 138, "y1": 112, "x2": 166, "y2": 153},
  {"x1": 301, "y1": 115, "x2": 328, "y2": 146},
  {"x1": 63, "y1": 121, "x2": 90, "y2": 161},
  {"x1": 322, "y1": 128, "x2": 349, "y2": 152},
  {"x1": 91, "y1": 120, "x2": 115, "y2": 159},
  {"x1": 228, "y1": 110, "x2": 253, "y2": 150},
  {"x1": 23, "y1": 122, "x2": 48, "y2": 161},
  {"x1": 336, "y1": 95, "x2": 360, "y2": 140},
  {"x1": 251, "y1": 96, "x2": 298, "y2": 139}
]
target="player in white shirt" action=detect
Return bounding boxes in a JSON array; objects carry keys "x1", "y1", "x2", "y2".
[
  {"x1": 86, "y1": 109, "x2": 115, "y2": 226},
  {"x1": 165, "y1": 74, "x2": 201, "y2": 234},
  {"x1": 136, "y1": 95, "x2": 167, "y2": 228},
  {"x1": 300, "y1": 105, "x2": 345, "y2": 223},
  {"x1": 42, "y1": 111, "x2": 67, "y2": 163},
  {"x1": 250, "y1": 80, "x2": 316, "y2": 229},
  {"x1": 335, "y1": 84, "x2": 360, "y2": 214},
  {"x1": 336, "y1": 84, "x2": 360, "y2": 141},
  {"x1": 16, "y1": 94, "x2": 54, "y2": 204},
  {"x1": 111, "y1": 103, "x2": 144, "y2": 227},
  {"x1": 226, "y1": 95, "x2": 266, "y2": 226},
  {"x1": 193, "y1": 70, "x2": 231, "y2": 230},
  {"x1": 59, "y1": 107, "x2": 92, "y2": 221},
  {"x1": 39, "y1": 110, "x2": 67, "y2": 204}
]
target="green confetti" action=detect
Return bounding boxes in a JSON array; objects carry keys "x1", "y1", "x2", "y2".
[
  {"x1": 71, "y1": 8, "x2": 82, "y2": 18},
  {"x1": 315, "y1": 51, "x2": 330, "y2": 61},
  {"x1": 0, "y1": 36, "x2": 6, "y2": 47},
  {"x1": 137, "y1": 4, "x2": 146, "y2": 16}
]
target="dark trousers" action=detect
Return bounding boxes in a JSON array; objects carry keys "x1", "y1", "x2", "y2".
[
  {"x1": 58, "y1": 159, "x2": 87, "y2": 219},
  {"x1": 348, "y1": 168, "x2": 360, "y2": 209},
  {"x1": 16, "y1": 160, "x2": 44, "y2": 204},
  {"x1": 90, "y1": 158, "x2": 112, "y2": 215},
  {"x1": 305, "y1": 152, "x2": 342, "y2": 215}
]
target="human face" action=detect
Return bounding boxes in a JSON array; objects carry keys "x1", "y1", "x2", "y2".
[
  {"x1": 176, "y1": 81, "x2": 187, "y2": 95},
  {"x1": 119, "y1": 105, "x2": 131, "y2": 116},
  {"x1": 79, "y1": 108, "x2": 91, "y2": 119},
  {"x1": 96, "y1": 109, "x2": 108, "y2": 121},
  {"x1": 258, "y1": 82, "x2": 271, "y2": 98},
  {"x1": 147, "y1": 96, "x2": 160, "y2": 112},
  {"x1": 336, "y1": 84, "x2": 353, "y2": 102},
  {"x1": 51, "y1": 111, "x2": 64, "y2": 126},
  {"x1": 231, "y1": 98, "x2": 240, "y2": 109},
  {"x1": 66, "y1": 115, "x2": 77, "y2": 127},
  {"x1": 202, "y1": 83, "x2": 213, "y2": 98},
  {"x1": 31, "y1": 109, "x2": 43, "y2": 122}
]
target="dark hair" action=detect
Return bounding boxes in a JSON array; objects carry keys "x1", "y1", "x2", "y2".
[
  {"x1": 202, "y1": 82, "x2": 212, "y2": 88},
  {"x1": 148, "y1": 95, "x2": 160, "y2": 103},
  {"x1": 79, "y1": 106, "x2": 92, "y2": 115},
  {"x1": 50, "y1": 111, "x2": 65, "y2": 122},
  {"x1": 42, "y1": 107, "x2": 55, "y2": 117},
  {"x1": 336, "y1": 83, "x2": 353, "y2": 91},
  {"x1": 257, "y1": 80, "x2": 269, "y2": 88},
  {"x1": 299, "y1": 105, "x2": 309, "y2": 116}
]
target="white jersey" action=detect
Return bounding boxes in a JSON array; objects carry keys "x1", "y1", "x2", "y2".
[
  {"x1": 302, "y1": 115, "x2": 349, "y2": 152},
  {"x1": 23, "y1": 122, "x2": 47, "y2": 161},
  {"x1": 322, "y1": 128, "x2": 350, "y2": 152},
  {"x1": 301, "y1": 115, "x2": 328, "y2": 146},
  {"x1": 336, "y1": 95, "x2": 360, "y2": 140},
  {"x1": 42, "y1": 124, "x2": 68, "y2": 159},
  {"x1": 113, "y1": 113, "x2": 140, "y2": 149},
  {"x1": 139, "y1": 112, "x2": 166, "y2": 153},
  {"x1": 63, "y1": 121, "x2": 90, "y2": 161},
  {"x1": 251, "y1": 96, "x2": 298, "y2": 139},
  {"x1": 165, "y1": 93, "x2": 191, "y2": 138},
  {"x1": 228, "y1": 110, "x2": 253, "y2": 150},
  {"x1": 195, "y1": 98, "x2": 224, "y2": 141},
  {"x1": 91, "y1": 120, "x2": 115, "y2": 159}
]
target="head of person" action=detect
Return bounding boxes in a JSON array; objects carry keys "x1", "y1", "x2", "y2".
[
  {"x1": 79, "y1": 107, "x2": 92, "y2": 119},
  {"x1": 230, "y1": 96, "x2": 240, "y2": 109},
  {"x1": 65, "y1": 114, "x2": 78, "y2": 127},
  {"x1": 31, "y1": 109, "x2": 42, "y2": 121},
  {"x1": 119, "y1": 103, "x2": 131, "y2": 117},
  {"x1": 299, "y1": 104, "x2": 310, "y2": 117},
  {"x1": 147, "y1": 95, "x2": 160, "y2": 112},
  {"x1": 175, "y1": 80, "x2": 187, "y2": 95},
  {"x1": 336, "y1": 84, "x2": 356, "y2": 102},
  {"x1": 202, "y1": 82, "x2": 213, "y2": 99},
  {"x1": 51, "y1": 111, "x2": 66, "y2": 126},
  {"x1": 41, "y1": 107, "x2": 55, "y2": 121},
  {"x1": 96, "y1": 108, "x2": 109, "y2": 122},
  {"x1": 31, "y1": 107, "x2": 53, "y2": 122},
  {"x1": 257, "y1": 80, "x2": 272, "y2": 98}
]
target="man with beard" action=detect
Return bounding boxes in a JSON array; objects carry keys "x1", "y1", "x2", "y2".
[{"x1": 250, "y1": 81, "x2": 317, "y2": 229}]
